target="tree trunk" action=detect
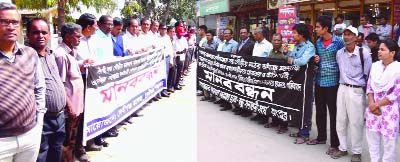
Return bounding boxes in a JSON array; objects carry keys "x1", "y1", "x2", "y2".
[
  {"x1": 162, "y1": 0, "x2": 171, "y2": 24},
  {"x1": 57, "y1": 0, "x2": 66, "y2": 33}
]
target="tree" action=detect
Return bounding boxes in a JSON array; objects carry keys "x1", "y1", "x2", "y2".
[{"x1": 14, "y1": 0, "x2": 116, "y2": 28}]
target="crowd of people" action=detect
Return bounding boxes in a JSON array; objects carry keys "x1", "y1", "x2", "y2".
[
  {"x1": 0, "y1": 2, "x2": 196, "y2": 162},
  {"x1": 196, "y1": 14, "x2": 400, "y2": 162}
]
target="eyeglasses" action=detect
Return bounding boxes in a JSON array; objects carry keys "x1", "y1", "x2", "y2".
[{"x1": 0, "y1": 19, "x2": 19, "y2": 27}]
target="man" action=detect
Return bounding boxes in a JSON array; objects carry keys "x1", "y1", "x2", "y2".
[
  {"x1": 159, "y1": 24, "x2": 173, "y2": 97},
  {"x1": 214, "y1": 29, "x2": 224, "y2": 44},
  {"x1": 166, "y1": 26, "x2": 177, "y2": 93},
  {"x1": 376, "y1": 16, "x2": 392, "y2": 41},
  {"x1": 283, "y1": 23, "x2": 315, "y2": 145},
  {"x1": 233, "y1": 27, "x2": 255, "y2": 117},
  {"x1": 0, "y1": 2, "x2": 46, "y2": 162},
  {"x1": 252, "y1": 27, "x2": 273, "y2": 57},
  {"x1": 309, "y1": 16, "x2": 344, "y2": 155},
  {"x1": 140, "y1": 18, "x2": 156, "y2": 50},
  {"x1": 173, "y1": 27, "x2": 189, "y2": 91},
  {"x1": 261, "y1": 20, "x2": 270, "y2": 41},
  {"x1": 27, "y1": 18, "x2": 66, "y2": 162},
  {"x1": 217, "y1": 28, "x2": 238, "y2": 111},
  {"x1": 268, "y1": 33, "x2": 287, "y2": 59},
  {"x1": 197, "y1": 25, "x2": 207, "y2": 47},
  {"x1": 95, "y1": 15, "x2": 114, "y2": 63},
  {"x1": 331, "y1": 26, "x2": 372, "y2": 162},
  {"x1": 202, "y1": 30, "x2": 218, "y2": 50},
  {"x1": 53, "y1": 23, "x2": 88, "y2": 162},
  {"x1": 150, "y1": 20, "x2": 160, "y2": 37},
  {"x1": 218, "y1": 28, "x2": 238, "y2": 53},
  {"x1": 365, "y1": 33, "x2": 380, "y2": 62},
  {"x1": 111, "y1": 17, "x2": 125, "y2": 57},
  {"x1": 264, "y1": 33, "x2": 289, "y2": 134},
  {"x1": 357, "y1": 15, "x2": 375, "y2": 41},
  {"x1": 76, "y1": 13, "x2": 105, "y2": 152},
  {"x1": 248, "y1": 27, "x2": 274, "y2": 124},
  {"x1": 305, "y1": 18, "x2": 314, "y2": 39},
  {"x1": 236, "y1": 27, "x2": 255, "y2": 56},
  {"x1": 333, "y1": 14, "x2": 346, "y2": 38},
  {"x1": 123, "y1": 18, "x2": 144, "y2": 55}
]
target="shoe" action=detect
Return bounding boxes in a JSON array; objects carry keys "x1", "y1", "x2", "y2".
[
  {"x1": 250, "y1": 114, "x2": 263, "y2": 121},
  {"x1": 175, "y1": 86, "x2": 182, "y2": 90},
  {"x1": 330, "y1": 150, "x2": 348, "y2": 159},
  {"x1": 258, "y1": 118, "x2": 269, "y2": 124},
  {"x1": 103, "y1": 131, "x2": 119, "y2": 137},
  {"x1": 152, "y1": 97, "x2": 159, "y2": 102},
  {"x1": 161, "y1": 91, "x2": 170, "y2": 97},
  {"x1": 234, "y1": 109, "x2": 244, "y2": 115},
  {"x1": 95, "y1": 137, "x2": 109, "y2": 147},
  {"x1": 220, "y1": 104, "x2": 232, "y2": 111},
  {"x1": 220, "y1": 107, "x2": 232, "y2": 111},
  {"x1": 200, "y1": 97, "x2": 210, "y2": 101},
  {"x1": 156, "y1": 95, "x2": 162, "y2": 99},
  {"x1": 208, "y1": 97, "x2": 216, "y2": 102},
  {"x1": 167, "y1": 88, "x2": 175, "y2": 93},
  {"x1": 350, "y1": 154, "x2": 361, "y2": 162},
  {"x1": 241, "y1": 111, "x2": 253, "y2": 117},
  {"x1": 214, "y1": 100, "x2": 223, "y2": 104},
  {"x1": 196, "y1": 90, "x2": 203, "y2": 96},
  {"x1": 85, "y1": 142, "x2": 102, "y2": 152},
  {"x1": 75, "y1": 148, "x2": 90, "y2": 162}
]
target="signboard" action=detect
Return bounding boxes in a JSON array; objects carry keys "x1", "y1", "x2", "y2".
[
  {"x1": 200, "y1": 0, "x2": 229, "y2": 16},
  {"x1": 83, "y1": 48, "x2": 167, "y2": 143},
  {"x1": 197, "y1": 48, "x2": 314, "y2": 127},
  {"x1": 278, "y1": 5, "x2": 297, "y2": 51}
]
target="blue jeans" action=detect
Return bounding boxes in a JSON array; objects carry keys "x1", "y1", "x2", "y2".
[{"x1": 37, "y1": 113, "x2": 66, "y2": 162}]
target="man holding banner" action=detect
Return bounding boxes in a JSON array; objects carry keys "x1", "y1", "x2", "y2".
[{"x1": 283, "y1": 23, "x2": 315, "y2": 145}]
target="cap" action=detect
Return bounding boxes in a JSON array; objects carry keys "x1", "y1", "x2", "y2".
[{"x1": 343, "y1": 26, "x2": 358, "y2": 36}]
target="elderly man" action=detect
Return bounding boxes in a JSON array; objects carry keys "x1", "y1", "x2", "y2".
[
  {"x1": 252, "y1": 27, "x2": 273, "y2": 57},
  {"x1": 0, "y1": 2, "x2": 46, "y2": 162},
  {"x1": 27, "y1": 18, "x2": 67, "y2": 162},
  {"x1": 140, "y1": 18, "x2": 156, "y2": 50},
  {"x1": 53, "y1": 23, "x2": 89, "y2": 162},
  {"x1": 123, "y1": 18, "x2": 144, "y2": 55},
  {"x1": 150, "y1": 20, "x2": 160, "y2": 37},
  {"x1": 331, "y1": 26, "x2": 372, "y2": 162}
]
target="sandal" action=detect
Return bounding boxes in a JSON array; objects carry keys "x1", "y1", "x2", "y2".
[
  {"x1": 294, "y1": 136, "x2": 309, "y2": 144},
  {"x1": 306, "y1": 139, "x2": 327, "y2": 145},
  {"x1": 289, "y1": 132, "x2": 300, "y2": 138},
  {"x1": 326, "y1": 147, "x2": 338, "y2": 155},
  {"x1": 277, "y1": 128, "x2": 288, "y2": 134}
]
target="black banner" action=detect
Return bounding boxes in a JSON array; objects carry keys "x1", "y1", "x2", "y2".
[
  {"x1": 197, "y1": 48, "x2": 314, "y2": 127},
  {"x1": 87, "y1": 49, "x2": 164, "y2": 88}
]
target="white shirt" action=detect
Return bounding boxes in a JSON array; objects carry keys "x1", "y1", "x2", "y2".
[
  {"x1": 76, "y1": 35, "x2": 97, "y2": 68},
  {"x1": 94, "y1": 30, "x2": 115, "y2": 64},
  {"x1": 173, "y1": 36, "x2": 189, "y2": 60},
  {"x1": 140, "y1": 31, "x2": 157, "y2": 48},
  {"x1": 159, "y1": 35, "x2": 174, "y2": 64},
  {"x1": 122, "y1": 31, "x2": 141, "y2": 54},
  {"x1": 252, "y1": 39, "x2": 273, "y2": 57}
]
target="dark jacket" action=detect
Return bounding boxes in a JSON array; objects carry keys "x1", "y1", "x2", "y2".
[{"x1": 236, "y1": 38, "x2": 255, "y2": 56}]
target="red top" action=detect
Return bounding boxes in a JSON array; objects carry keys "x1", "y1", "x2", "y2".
[{"x1": 323, "y1": 36, "x2": 332, "y2": 48}]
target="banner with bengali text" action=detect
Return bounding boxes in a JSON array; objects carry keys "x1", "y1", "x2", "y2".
[
  {"x1": 83, "y1": 48, "x2": 167, "y2": 143},
  {"x1": 197, "y1": 47, "x2": 312, "y2": 127}
]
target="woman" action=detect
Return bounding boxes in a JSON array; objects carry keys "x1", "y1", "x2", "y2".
[{"x1": 365, "y1": 39, "x2": 400, "y2": 162}]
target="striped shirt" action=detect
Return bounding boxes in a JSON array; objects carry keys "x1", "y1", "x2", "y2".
[
  {"x1": 39, "y1": 48, "x2": 67, "y2": 113},
  {"x1": 0, "y1": 44, "x2": 46, "y2": 137},
  {"x1": 337, "y1": 46, "x2": 372, "y2": 86},
  {"x1": 315, "y1": 36, "x2": 345, "y2": 87}
]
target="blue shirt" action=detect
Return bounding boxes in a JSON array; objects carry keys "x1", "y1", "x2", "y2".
[
  {"x1": 315, "y1": 36, "x2": 345, "y2": 87},
  {"x1": 288, "y1": 41, "x2": 315, "y2": 66},
  {"x1": 220, "y1": 39, "x2": 238, "y2": 53},
  {"x1": 337, "y1": 46, "x2": 372, "y2": 86},
  {"x1": 112, "y1": 34, "x2": 125, "y2": 57}
]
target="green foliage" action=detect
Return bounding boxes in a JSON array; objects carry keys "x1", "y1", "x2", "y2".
[
  {"x1": 121, "y1": 1, "x2": 142, "y2": 19},
  {"x1": 14, "y1": 0, "x2": 57, "y2": 9},
  {"x1": 169, "y1": 0, "x2": 196, "y2": 23}
]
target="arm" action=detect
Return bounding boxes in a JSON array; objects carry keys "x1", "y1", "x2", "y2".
[
  {"x1": 363, "y1": 49, "x2": 373, "y2": 77},
  {"x1": 34, "y1": 55, "x2": 46, "y2": 125}
]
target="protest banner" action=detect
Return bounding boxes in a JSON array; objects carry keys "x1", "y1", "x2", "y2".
[{"x1": 83, "y1": 48, "x2": 167, "y2": 143}]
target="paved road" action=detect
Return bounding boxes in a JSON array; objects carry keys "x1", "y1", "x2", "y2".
[
  {"x1": 85, "y1": 65, "x2": 197, "y2": 162},
  {"x1": 197, "y1": 97, "x2": 400, "y2": 162}
]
